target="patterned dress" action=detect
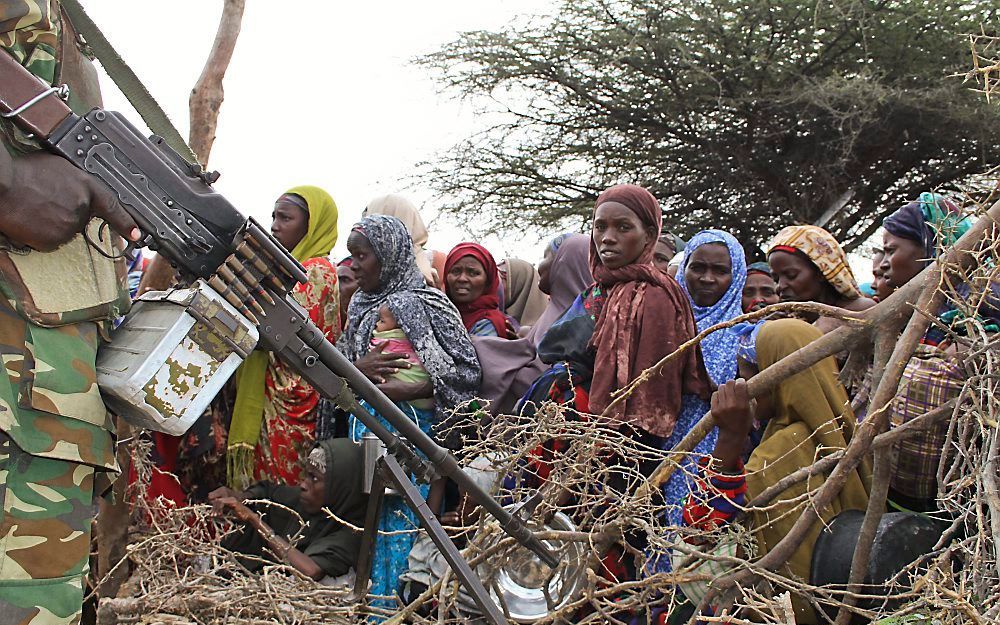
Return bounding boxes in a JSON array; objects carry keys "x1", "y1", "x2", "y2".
[{"x1": 253, "y1": 257, "x2": 341, "y2": 485}]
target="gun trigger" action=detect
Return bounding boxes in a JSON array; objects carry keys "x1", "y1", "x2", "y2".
[{"x1": 83, "y1": 220, "x2": 131, "y2": 260}]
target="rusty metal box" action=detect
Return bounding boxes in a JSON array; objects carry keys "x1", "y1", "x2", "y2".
[{"x1": 96, "y1": 279, "x2": 259, "y2": 435}]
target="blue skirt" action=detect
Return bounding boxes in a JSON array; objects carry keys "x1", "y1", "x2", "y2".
[{"x1": 349, "y1": 401, "x2": 435, "y2": 615}]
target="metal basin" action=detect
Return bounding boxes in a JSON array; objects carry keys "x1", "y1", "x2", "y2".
[{"x1": 479, "y1": 511, "x2": 588, "y2": 622}]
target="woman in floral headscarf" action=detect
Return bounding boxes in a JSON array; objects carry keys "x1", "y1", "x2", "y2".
[
  {"x1": 228, "y1": 186, "x2": 341, "y2": 489},
  {"x1": 767, "y1": 224, "x2": 875, "y2": 333}
]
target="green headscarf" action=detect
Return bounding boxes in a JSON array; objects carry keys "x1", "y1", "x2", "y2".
[
  {"x1": 228, "y1": 186, "x2": 339, "y2": 488},
  {"x1": 918, "y1": 192, "x2": 972, "y2": 250},
  {"x1": 286, "y1": 185, "x2": 339, "y2": 262}
]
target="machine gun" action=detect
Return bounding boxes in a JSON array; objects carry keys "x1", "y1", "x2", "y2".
[{"x1": 0, "y1": 50, "x2": 557, "y2": 625}]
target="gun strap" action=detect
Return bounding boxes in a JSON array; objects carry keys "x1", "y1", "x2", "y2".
[
  {"x1": 59, "y1": 0, "x2": 198, "y2": 164},
  {"x1": 0, "y1": 53, "x2": 73, "y2": 138}
]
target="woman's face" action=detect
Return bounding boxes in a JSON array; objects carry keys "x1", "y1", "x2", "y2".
[
  {"x1": 870, "y1": 249, "x2": 890, "y2": 301},
  {"x1": 337, "y1": 264, "x2": 358, "y2": 309},
  {"x1": 270, "y1": 195, "x2": 309, "y2": 252},
  {"x1": 768, "y1": 250, "x2": 825, "y2": 302},
  {"x1": 653, "y1": 239, "x2": 675, "y2": 274},
  {"x1": 346, "y1": 231, "x2": 382, "y2": 293},
  {"x1": 447, "y1": 256, "x2": 489, "y2": 304},
  {"x1": 684, "y1": 242, "x2": 733, "y2": 307},
  {"x1": 592, "y1": 201, "x2": 654, "y2": 270},
  {"x1": 537, "y1": 246, "x2": 556, "y2": 295},
  {"x1": 881, "y1": 231, "x2": 924, "y2": 293},
  {"x1": 742, "y1": 272, "x2": 779, "y2": 312}
]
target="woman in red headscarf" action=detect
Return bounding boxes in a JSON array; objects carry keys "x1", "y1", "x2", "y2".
[
  {"x1": 444, "y1": 243, "x2": 516, "y2": 338},
  {"x1": 515, "y1": 185, "x2": 714, "y2": 600}
]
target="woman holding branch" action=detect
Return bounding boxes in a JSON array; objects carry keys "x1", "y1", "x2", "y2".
[{"x1": 673, "y1": 319, "x2": 870, "y2": 623}]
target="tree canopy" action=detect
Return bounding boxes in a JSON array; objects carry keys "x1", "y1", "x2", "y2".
[{"x1": 417, "y1": 0, "x2": 1000, "y2": 250}]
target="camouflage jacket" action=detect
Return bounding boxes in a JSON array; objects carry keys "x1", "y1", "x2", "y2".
[{"x1": 0, "y1": 0, "x2": 117, "y2": 470}]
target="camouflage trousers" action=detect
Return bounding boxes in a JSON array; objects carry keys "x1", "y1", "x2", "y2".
[{"x1": 0, "y1": 432, "x2": 95, "y2": 625}]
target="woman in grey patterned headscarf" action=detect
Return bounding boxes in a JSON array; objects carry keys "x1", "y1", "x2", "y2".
[
  {"x1": 340, "y1": 214, "x2": 481, "y2": 428},
  {"x1": 339, "y1": 214, "x2": 481, "y2": 605}
]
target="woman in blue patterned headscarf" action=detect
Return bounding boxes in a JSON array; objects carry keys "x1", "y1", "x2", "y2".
[
  {"x1": 676, "y1": 229, "x2": 748, "y2": 385},
  {"x1": 648, "y1": 230, "x2": 747, "y2": 575}
]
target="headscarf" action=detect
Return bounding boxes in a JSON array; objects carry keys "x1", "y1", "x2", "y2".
[
  {"x1": 503, "y1": 258, "x2": 549, "y2": 326},
  {"x1": 548, "y1": 232, "x2": 573, "y2": 254},
  {"x1": 303, "y1": 438, "x2": 368, "y2": 576},
  {"x1": 732, "y1": 321, "x2": 764, "y2": 367},
  {"x1": 525, "y1": 234, "x2": 593, "y2": 347},
  {"x1": 768, "y1": 225, "x2": 861, "y2": 299},
  {"x1": 882, "y1": 192, "x2": 972, "y2": 261},
  {"x1": 285, "y1": 186, "x2": 339, "y2": 261},
  {"x1": 341, "y1": 215, "x2": 481, "y2": 441},
  {"x1": 746, "y1": 261, "x2": 772, "y2": 278},
  {"x1": 444, "y1": 243, "x2": 508, "y2": 337},
  {"x1": 676, "y1": 229, "x2": 747, "y2": 385},
  {"x1": 747, "y1": 319, "x2": 871, "y2": 623},
  {"x1": 474, "y1": 234, "x2": 593, "y2": 416},
  {"x1": 365, "y1": 194, "x2": 437, "y2": 287},
  {"x1": 588, "y1": 184, "x2": 713, "y2": 438},
  {"x1": 229, "y1": 185, "x2": 338, "y2": 488}
]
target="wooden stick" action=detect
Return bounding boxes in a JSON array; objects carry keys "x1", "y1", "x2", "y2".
[{"x1": 188, "y1": 0, "x2": 246, "y2": 167}]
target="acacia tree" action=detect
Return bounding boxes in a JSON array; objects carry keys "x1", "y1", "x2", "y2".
[{"x1": 418, "y1": 0, "x2": 1000, "y2": 249}]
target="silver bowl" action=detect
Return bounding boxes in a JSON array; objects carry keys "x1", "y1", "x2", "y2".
[{"x1": 478, "y1": 511, "x2": 588, "y2": 622}]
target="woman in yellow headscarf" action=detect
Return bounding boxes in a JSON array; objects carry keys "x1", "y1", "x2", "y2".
[
  {"x1": 228, "y1": 186, "x2": 341, "y2": 488},
  {"x1": 675, "y1": 319, "x2": 870, "y2": 623}
]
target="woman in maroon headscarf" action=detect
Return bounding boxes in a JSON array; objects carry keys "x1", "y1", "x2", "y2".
[
  {"x1": 516, "y1": 185, "x2": 713, "y2": 593},
  {"x1": 444, "y1": 243, "x2": 515, "y2": 338},
  {"x1": 588, "y1": 185, "x2": 712, "y2": 438}
]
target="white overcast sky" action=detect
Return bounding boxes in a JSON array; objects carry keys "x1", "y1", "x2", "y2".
[
  {"x1": 84, "y1": 0, "x2": 557, "y2": 264},
  {"x1": 84, "y1": 1, "x2": 879, "y2": 281}
]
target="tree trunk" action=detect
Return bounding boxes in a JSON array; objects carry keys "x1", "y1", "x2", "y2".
[{"x1": 188, "y1": 0, "x2": 246, "y2": 168}]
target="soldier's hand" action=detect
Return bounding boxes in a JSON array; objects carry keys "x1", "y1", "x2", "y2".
[{"x1": 0, "y1": 148, "x2": 140, "y2": 251}]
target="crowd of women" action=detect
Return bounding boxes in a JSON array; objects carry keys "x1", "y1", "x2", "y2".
[{"x1": 131, "y1": 183, "x2": 991, "y2": 624}]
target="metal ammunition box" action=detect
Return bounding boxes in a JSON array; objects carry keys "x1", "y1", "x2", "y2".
[{"x1": 97, "y1": 280, "x2": 258, "y2": 435}]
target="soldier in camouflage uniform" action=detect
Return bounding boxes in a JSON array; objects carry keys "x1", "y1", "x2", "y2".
[{"x1": 0, "y1": 2, "x2": 139, "y2": 623}]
